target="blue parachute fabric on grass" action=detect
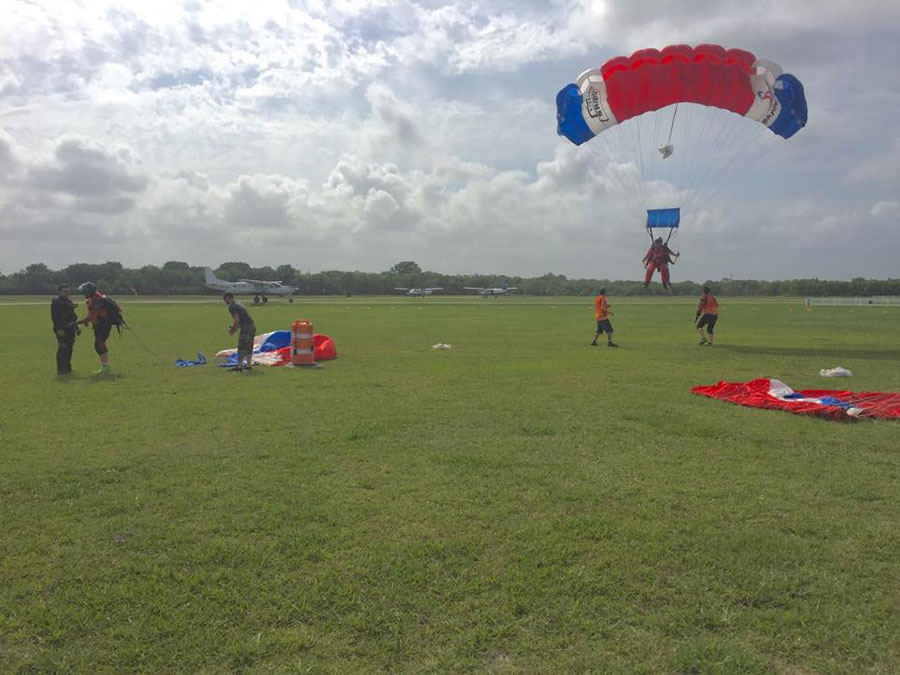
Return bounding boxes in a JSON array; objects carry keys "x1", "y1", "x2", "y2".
[
  {"x1": 218, "y1": 354, "x2": 239, "y2": 367},
  {"x1": 175, "y1": 352, "x2": 207, "y2": 367},
  {"x1": 259, "y1": 330, "x2": 291, "y2": 351},
  {"x1": 647, "y1": 208, "x2": 680, "y2": 229},
  {"x1": 217, "y1": 330, "x2": 292, "y2": 367}
]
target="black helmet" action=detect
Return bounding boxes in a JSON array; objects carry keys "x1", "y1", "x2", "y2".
[
  {"x1": 655, "y1": 237, "x2": 663, "y2": 244},
  {"x1": 78, "y1": 282, "x2": 97, "y2": 296}
]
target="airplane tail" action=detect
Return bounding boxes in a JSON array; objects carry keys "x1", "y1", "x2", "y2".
[{"x1": 204, "y1": 267, "x2": 220, "y2": 284}]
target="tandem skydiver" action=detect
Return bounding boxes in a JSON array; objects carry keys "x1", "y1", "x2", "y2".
[{"x1": 642, "y1": 237, "x2": 679, "y2": 290}]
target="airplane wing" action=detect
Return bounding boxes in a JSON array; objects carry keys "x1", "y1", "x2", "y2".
[
  {"x1": 463, "y1": 287, "x2": 484, "y2": 291},
  {"x1": 428, "y1": 287, "x2": 443, "y2": 291},
  {"x1": 394, "y1": 287, "x2": 410, "y2": 291}
]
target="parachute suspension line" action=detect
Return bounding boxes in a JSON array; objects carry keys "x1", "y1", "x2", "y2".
[
  {"x1": 693, "y1": 111, "x2": 736, "y2": 192},
  {"x1": 592, "y1": 124, "x2": 645, "y2": 230},
  {"x1": 679, "y1": 106, "x2": 729, "y2": 218},
  {"x1": 670, "y1": 226, "x2": 681, "y2": 263},
  {"x1": 652, "y1": 104, "x2": 660, "y2": 153},
  {"x1": 636, "y1": 114, "x2": 649, "y2": 212},
  {"x1": 691, "y1": 114, "x2": 771, "y2": 217},
  {"x1": 692, "y1": 109, "x2": 755, "y2": 203},
  {"x1": 652, "y1": 105, "x2": 666, "y2": 162},
  {"x1": 696, "y1": 62, "x2": 762, "y2": 206},
  {"x1": 593, "y1": 144, "x2": 632, "y2": 213},
  {"x1": 684, "y1": 104, "x2": 718, "y2": 207},
  {"x1": 673, "y1": 102, "x2": 693, "y2": 213},
  {"x1": 680, "y1": 104, "x2": 738, "y2": 220},
  {"x1": 671, "y1": 104, "x2": 701, "y2": 216},
  {"x1": 617, "y1": 121, "x2": 645, "y2": 206},
  {"x1": 655, "y1": 104, "x2": 678, "y2": 159},
  {"x1": 664, "y1": 103, "x2": 702, "y2": 219},
  {"x1": 595, "y1": 126, "x2": 641, "y2": 217},
  {"x1": 666, "y1": 103, "x2": 678, "y2": 145},
  {"x1": 605, "y1": 113, "x2": 647, "y2": 220},
  {"x1": 704, "y1": 132, "x2": 778, "y2": 206}
]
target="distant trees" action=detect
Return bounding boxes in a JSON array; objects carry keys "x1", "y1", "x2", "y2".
[
  {"x1": 216, "y1": 262, "x2": 253, "y2": 281},
  {"x1": 389, "y1": 261, "x2": 421, "y2": 275},
  {"x1": 0, "y1": 261, "x2": 898, "y2": 297}
]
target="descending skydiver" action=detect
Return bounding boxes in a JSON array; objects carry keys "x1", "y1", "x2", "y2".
[{"x1": 642, "y1": 238, "x2": 679, "y2": 290}]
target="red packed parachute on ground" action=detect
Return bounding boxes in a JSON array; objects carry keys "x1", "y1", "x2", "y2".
[
  {"x1": 262, "y1": 334, "x2": 337, "y2": 365},
  {"x1": 313, "y1": 334, "x2": 337, "y2": 361},
  {"x1": 692, "y1": 378, "x2": 900, "y2": 422}
]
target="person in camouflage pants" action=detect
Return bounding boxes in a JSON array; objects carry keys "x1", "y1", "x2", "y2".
[{"x1": 223, "y1": 292, "x2": 256, "y2": 371}]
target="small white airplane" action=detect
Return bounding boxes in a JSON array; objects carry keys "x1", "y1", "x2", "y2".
[
  {"x1": 463, "y1": 285, "x2": 517, "y2": 298},
  {"x1": 204, "y1": 267, "x2": 297, "y2": 304},
  {"x1": 394, "y1": 287, "x2": 443, "y2": 297}
]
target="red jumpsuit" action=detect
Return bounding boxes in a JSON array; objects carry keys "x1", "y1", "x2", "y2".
[{"x1": 643, "y1": 243, "x2": 675, "y2": 287}]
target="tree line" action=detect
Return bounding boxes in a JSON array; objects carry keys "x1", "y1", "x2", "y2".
[{"x1": 2, "y1": 260, "x2": 898, "y2": 297}]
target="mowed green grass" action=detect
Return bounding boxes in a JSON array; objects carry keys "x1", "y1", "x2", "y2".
[{"x1": 1, "y1": 295, "x2": 899, "y2": 674}]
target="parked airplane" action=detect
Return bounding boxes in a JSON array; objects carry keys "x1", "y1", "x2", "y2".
[
  {"x1": 204, "y1": 267, "x2": 297, "y2": 304},
  {"x1": 394, "y1": 287, "x2": 443, "y2": 297},
  {"x1": 463, "y1": 285, "x2": 517, "y2": 298}
]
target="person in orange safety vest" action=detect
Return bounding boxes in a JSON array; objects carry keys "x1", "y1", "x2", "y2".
[
  {"x1": 590, "y1": 288, "x2": 618, "y2": 348},
  {"x1": 695, "y1": 285, "x2": 719, "y2": 346}
]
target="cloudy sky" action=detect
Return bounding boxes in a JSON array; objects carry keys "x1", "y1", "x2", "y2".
[{"x1": 1, "y1": 0, "x2": 898, "y2": 280}]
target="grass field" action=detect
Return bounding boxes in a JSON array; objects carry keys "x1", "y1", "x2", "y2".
[{"x1": 2, "y1": 295, "x2": 899, "y2": 674}]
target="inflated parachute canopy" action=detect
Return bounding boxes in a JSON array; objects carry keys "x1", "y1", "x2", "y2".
[{"x1": 557, "y1": 44, "x2": 808, "y2": 145}]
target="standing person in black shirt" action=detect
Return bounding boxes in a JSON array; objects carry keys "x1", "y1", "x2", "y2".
[
  {"x1": 51, "y1": 284, "x2": 79, "y2": 374},
  {"x1": 224, "y1": 292, "x2": 256, "y2": 372}
]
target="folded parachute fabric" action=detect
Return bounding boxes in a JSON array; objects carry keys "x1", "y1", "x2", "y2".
[
  {"x1": 175, "y1": 352, "x2": 207, "y2": 367},
  {"x1": 216, "y1": 332, "x2": 337, "y2": 367},
  {"x1": 215, "y1": 331, "x2": 290, "y2": 358},
  {"x1": 313, "y1": 334, "x2": 337, "y2": 361},
  {"x1": 692, "y1": 378, "x2": 900, "y2": 421},
  {"x1": 820, "y1": 366, "x2": 852, "y2": 377},
  {"x1": 260, "y1": 330, "x2": 292, "y2": 352}
]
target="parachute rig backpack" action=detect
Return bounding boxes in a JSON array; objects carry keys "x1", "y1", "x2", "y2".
[{"x1": 100, "y1": 294, "x2": 127, "y2": 333}]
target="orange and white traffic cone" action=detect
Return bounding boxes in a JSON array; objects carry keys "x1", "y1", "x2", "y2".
[{"x1": 291, "y1": 319, "x2": 316, "y2": 367}]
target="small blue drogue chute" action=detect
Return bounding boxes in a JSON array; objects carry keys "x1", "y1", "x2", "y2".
[{"x1": 646, "y1": 208, "x2": 679, "y2": 244}]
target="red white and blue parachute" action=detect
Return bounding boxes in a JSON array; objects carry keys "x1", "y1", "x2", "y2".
[
  {"x1": 557, "y1": 44, "x2": 807, "y2": 145},
  {"x1": 555, "y1": 44, "x2": 808, "y2": 271}
]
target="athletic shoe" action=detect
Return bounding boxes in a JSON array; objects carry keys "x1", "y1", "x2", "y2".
[
  {"x1": 607, "y1": 342, "x2": 619, "y2": 347},
  {"x1": 227, "y1": 366, "x2": 243, "y2": 372},
  {"x1": 94, "y1": 365, "x2": 110, "y2": 374},
  {"x1": 699, "y1": 338, "x2": 708, "y2": 345},
  {"x1": 590, "y1": 342, "x2": 598, "y2": 346}
]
